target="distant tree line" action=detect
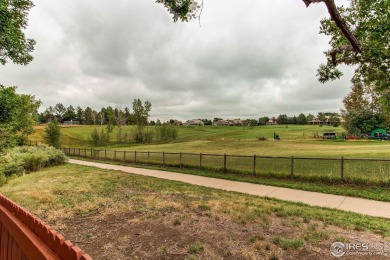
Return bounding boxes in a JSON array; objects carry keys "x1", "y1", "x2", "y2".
[
  {"x1": 197, "y1": 113, "x2": 341, "y2": 127},
  {"x1": 272, "y1": 112, "x2": 340, "y2": 127},
  {"x1": 39, "y1": 103, "x2": 134, "y2": 125}
]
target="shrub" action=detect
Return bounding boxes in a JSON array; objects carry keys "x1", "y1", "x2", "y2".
[
  {"x1": 155, "y1": 124, "x2": 178, "y2": 142},
  {"x1": 44, "y1": 119, "x2": 61, "y2": 148},
  {"x1": 131, "y1": 130, "x2": 154, "y2": 143},
  {"x1": 90, "y1": 128, "x2": 110, "y2": 146},
  {"x1": 1, "y1": 145, "x2": 67, "y2": 176}
]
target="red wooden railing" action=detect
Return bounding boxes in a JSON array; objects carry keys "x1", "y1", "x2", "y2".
[{"x1": 0, "y1": 194, "x2": 92, "y2": 260}]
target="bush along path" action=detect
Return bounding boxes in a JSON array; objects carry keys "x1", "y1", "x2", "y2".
[
  {"x1": 69, "y1": 159, "x2": 390, "y2": 219},
  {"x1": 0, "y1": 145, "x2": 67, "y2": 185}
]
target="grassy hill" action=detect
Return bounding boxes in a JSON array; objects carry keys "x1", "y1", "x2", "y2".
[{"x1": 29, "y1": 124, "x2": 390, "y2": 158}]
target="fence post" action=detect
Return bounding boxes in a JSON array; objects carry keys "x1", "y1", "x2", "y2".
[
  {"x1": 97, "y1": 150, "x2": 99, "y2": 160},
  {"x1": 224, "y1": 154, "x2": 227, "y2": 173},
  {"x1": 135, "y1": 151, "x2": 137, "y2": 163},
  {"x1": 200, "y1": 153, "x2": 202, "y2": 168},
  {"x1": 114, "y1": 150, "x2": 116, "y2": 161},
  {"x1": 253, "y1": 154, "x2": 256, "y2": 176},
  {"x1": 78, "y1": 148, "x2": 80, "y2": 157},
  {"x1": 105, "y1": 150, "x2": 107, "y2": 160},
  {"x1": 29, "y1": 140, "x2": 32, "y2": 146},
  {"x1": 341, "y1": 156, "x2": 344, "y2": 180},
  {"x1": 163, "y1": 152, "x2": 165, "y2": 165},
  {"x1": 291, "y1": 156, "x2": 294, "y2": 177},
  {"x1": 148, "y1": 151, "x2": 150, "y2": 164},
  {"x1": 124, "y1": 151, "x2": 126, "y2": 162},
  {"x1": 180, "y1": 152, "x2": 183, "y2": 168}
]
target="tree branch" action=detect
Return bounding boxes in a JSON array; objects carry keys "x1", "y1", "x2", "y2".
[
  {"x1": 329, "y1": 45, "x2": 354, "y2": 65},
  {"x1": 302, "y1": 0, "x2": 325, "y2": 7},
  {"x1": 303, "y1": 0, "x2": 362, "y2": 53}
]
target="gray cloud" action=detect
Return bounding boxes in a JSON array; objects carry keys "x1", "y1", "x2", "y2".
[{"x1": 0, "y1": 0, "x2": 353, "y2": 121}]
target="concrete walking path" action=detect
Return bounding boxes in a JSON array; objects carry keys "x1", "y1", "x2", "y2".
[{"x1": 69, "y1": 159, "x2": 390, "y2": 219}]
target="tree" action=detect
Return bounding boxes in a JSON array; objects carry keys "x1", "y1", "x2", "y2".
[
  {"x1": 83, "y1": 107, "x2": 94, "y2": 125},
  {"x1": 116, "y1": 106, "x2": 126, "y2": 142},
  {"x1": 63, "y1": 105, "x2": 76, "y2": 122},
  {"x1": 344, "y1": 109, "x2": 385, "y2": 136},
  {"x1": 276, "y1": 114, "x2": 289, "y2": 125},
  {"x1": 0, "y1": 85, "x2": 41, "y2": 148},
  {"x1": 131, "y1": 98, "x2": 152, "y2": 143},
  {"x1": 76, "y1": 106, "x2": 84, "y2": 124},
  {"x1": 307, "y1": 114, "x2": 315, "y2": 122},
  {"x1": 315, "y1": 0, "x2": 389, "y2": 87},
  {"x1": 54, "y1": 103, "x2": 66, "y2": 123},
  {"x1": 98, "y1": 107, "x2": 106, "y2": 126},
  {"x1": 258, "y1": 117, "x2": 269, "y2": 125},
  {"x1": 105, "y1": 106, "x2": 116, "y2": 133},
  {"x1": 317, "y1": 112, "x2": 327, "y2": 123},
  {"x1": 330, "y1": 115, "x2": 341, "y2": 127},
  {"x1": 297, "y1": 113, "x2": 307, "y2": 125},
  {"x1": 156, "y1": 0, "x2": 201, "y2": 22},
  {"x1": 91, "y1": 109, "x2": 98, "y2": 125},
  {"x1": 43, "y1": 106, "x2": 55, "y2": 122},
  {"x1": 247, "y1": 119, "x2": 258, "y2": 127},
  {"x1": 124, "y1": 107, "x2": 131, "y2": 124},
  {"x1": 200, "y1": 119, "x2": 212, "y2": 125},
  {"x1": 342, "y1": 82, "x2": 369, "y2": 113},
  {"x1": 132, "y1": 98, "x2": 151, "y2": 133},
  {"x1": 44, "y1": 118, "x2": 61, "y2": 148},
  {"x1": 342, "y1": 82, "x2": 384, "y2": 131},
  {"x1": 0, "y1": 0, "x2": 35, "y2": 66},
  {"x1": 291, "y1": 116, "x2": 298, "y2": 125}
]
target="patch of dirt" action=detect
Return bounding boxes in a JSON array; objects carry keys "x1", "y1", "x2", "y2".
[{"x1": 53, "y1": 209, "x2": 389, "y2": 260}]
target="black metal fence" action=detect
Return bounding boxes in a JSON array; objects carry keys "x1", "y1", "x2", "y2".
[{"x1": 62, "y1": 147, "x2": 390, "y2": 185}]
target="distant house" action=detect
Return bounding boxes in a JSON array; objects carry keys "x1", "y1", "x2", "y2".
[
  {"x1": 231, "y1": 119, "x2": 243, "y2": 126},
  {"x1": 308, "y1": 117, "x2": 322, "y2": 125},
  {"x1": 308, "y1": 116, "x2": 333, "y2": 125},
  {"x1": 214, "y1": 120, "x2": 232, "y2": 126},
  {"x1": 184, "y1": 119, "x2": 204, "y2": 126},
  {"x1": 266, "y1": 117, "x2": 277, "y2": 125}
]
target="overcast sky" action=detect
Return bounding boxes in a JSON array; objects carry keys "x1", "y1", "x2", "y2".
[{"x1": 0, "y1": 0, "x2": 354, "y2": 121}]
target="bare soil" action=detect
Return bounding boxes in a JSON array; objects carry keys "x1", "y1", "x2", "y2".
[{"x1": 53, "y1": 209, "x2": 389, "y2": 260}]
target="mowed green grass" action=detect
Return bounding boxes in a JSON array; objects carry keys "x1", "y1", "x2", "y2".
[{"x1": 30, "y1": 124, "x2": 390, "y2": 158}]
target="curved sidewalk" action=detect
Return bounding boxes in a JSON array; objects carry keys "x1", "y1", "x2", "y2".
[{"x1": 69, "y1": 159, "x2": 390, "y2": 219}]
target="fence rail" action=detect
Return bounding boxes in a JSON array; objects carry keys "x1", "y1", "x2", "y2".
[
  {"x1": 0, "y1": 194, "x2": 92, "y2": 260},
  {"x1": 62, "y1": 147, "x2": 390, "y2": 185}
]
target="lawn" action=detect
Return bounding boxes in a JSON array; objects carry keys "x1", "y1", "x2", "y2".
[
  {"x1": 1, "y1": 164, "x2": 389, "y2": 259},
  {"x1": 29, "y1": 124, "x2": 390, "y2": 158},
  {"x1": 30, "y1": 124, "x2": 390, "y2": 188}
]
